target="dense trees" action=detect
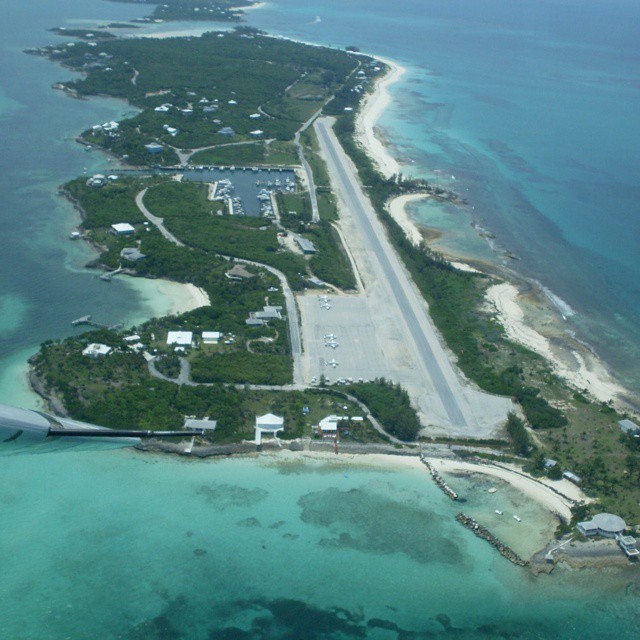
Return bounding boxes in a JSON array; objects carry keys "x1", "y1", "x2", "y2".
[{"x1": 346, "y1": 379, "x2": 421, "y2": 442}]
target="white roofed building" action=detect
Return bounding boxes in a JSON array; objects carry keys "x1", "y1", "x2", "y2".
[
  {"x1": 82, "y1": 343, "x2": 112, "y2": 358},
  {"x1": 254, "y1": 413, "x2": 284, "y2": 445},
  {"x1": 578, "y1": 513, "x2": 627, "y2": 538},
  {"x1": 111, "y1": 223, "x2": 135, "y2": 235},
  {"x1": 166, "y1": 331, "x2": 193, "y2": 347},
  {"x1": 202, "y1": 331, "x2": 223, "y2": 344}
]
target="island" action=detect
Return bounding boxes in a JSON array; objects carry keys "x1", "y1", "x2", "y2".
[{"x1": 24, "y1": 11, "x2": 640, "y2": 570}]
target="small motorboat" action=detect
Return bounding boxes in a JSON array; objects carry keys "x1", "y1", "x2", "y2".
[
  {"x1": 495, "y1": 510, "x2": 503, "y2": 515},
  {"x1": 513, "y1": 515, "x2": 522, "y2": 522}
]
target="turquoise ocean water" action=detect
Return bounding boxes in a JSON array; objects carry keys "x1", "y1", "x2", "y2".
[
  {"x1": 1, "y1": 1, "x2": 640, "y2": 637},
  {"x1": 246, "y1": 0, "x2": 640, "y2": 392}
]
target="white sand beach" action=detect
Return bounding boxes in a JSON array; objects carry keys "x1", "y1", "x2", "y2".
[
  {"x1": 125, "y1": 277, "x2": 210, "y2": 321},
  {"x1": 387, "y1": 193, "x2": 428, "y2": 246},
  {"x1": 486, "y1": 282, "x2": 624, "y2": 403},
  {"x1": 265, "y1": 450, "x2": 583, "y2": 524},
  {"x1": 428, "y1": 457, "x2": 589, "y2": 521},
  {"x1": 355, "y1": 57, "x2": 406, "y2": 178}
]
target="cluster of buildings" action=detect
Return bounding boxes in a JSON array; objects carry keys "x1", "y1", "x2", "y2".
[
  {"x1": 577, "y1": 512, "x2": 639, "y2": 558},
  {"x1": 166, "y1": 330, "x2": 235, "y2": 352}
]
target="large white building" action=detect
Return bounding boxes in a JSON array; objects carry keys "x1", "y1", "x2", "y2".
[
  {"x1": 166, "y1": 331, "x2": 193, "y2": 347},
  {"x1": 202, "y1": 331, "x2": 223, "y2": 344}
]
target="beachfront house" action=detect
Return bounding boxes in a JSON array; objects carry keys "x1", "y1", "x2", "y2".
[
  {"x1": 562, "y1": 471, "x2": 582, "y2": 485},
  {"x1": 254, "y1": 413, "x2": 284, "y2": 445},
  {"x1": 183, "y1": 417, "x2": 217, "y2": 433},
  {"x1": 577, "y1": 513, "x2": 627, "y2": 538},
  {"x1": 617, "y1": 535, "x2": 640, "y2": 558},
  {"x1": 111, "y1": 223, "x2": 135, "y2": 236},
  {"x1": 120, "y1": 247, "x2": 146, "y2": 261}
]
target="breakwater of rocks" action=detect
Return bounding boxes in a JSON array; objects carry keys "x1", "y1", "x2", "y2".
[
  {"x1": 420, "y1": 455, "x2": 459, "y2": 501},
  {"x1": 456, "y1": 513, "x2": 529, "y2": 567}
]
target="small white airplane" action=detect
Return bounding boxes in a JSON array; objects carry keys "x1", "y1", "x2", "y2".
[
  {"x1": 324, "y1": 333, "x2": 337, "y2": 340},
  {"x1": 327, "y1": 359, "x2": 339, "y2": 368},
  {"x1": 325, "y1": 341, "x2": 339, "y2": 349}
]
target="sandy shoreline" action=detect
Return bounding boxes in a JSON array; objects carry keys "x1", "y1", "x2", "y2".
[
  {"x1": 485, "y1": 282, "x2": 625, "y2": 404},
  {"x1": 261, "y1": 449, "x2": 582, "y2": 523},
  {"x1": 354, "y1": 56, "x2": 405, "y2": 178},
  {"x1": 428, "y1": 457, "x2": 588, "y2": 522},
  {"x1": 387, "y1": 193, "x2": 429, "y2": 246},
  {"x1": 355, "y1": 56, "x2": 631, "y2": 408},
  {"x1": 125, "y1": 277, "x2": 210, "y2": 319}
]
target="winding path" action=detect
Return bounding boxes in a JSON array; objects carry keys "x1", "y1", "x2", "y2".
[
  {"x1": 135, "y1": 188, "x2": 303, "y2": 383},
  {"x1": 147, "y1": 357, "x2": 403, "y2": 444}
]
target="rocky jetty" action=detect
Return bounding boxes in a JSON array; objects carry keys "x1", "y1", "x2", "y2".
[
  {"x1": 456, "y1": 512, "x2": 529, "y2": 567},
  {"x1": 420, "y1": 455, "x2": 459, "y2": 501}
]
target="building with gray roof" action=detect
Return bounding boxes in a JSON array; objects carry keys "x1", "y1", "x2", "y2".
[
  {"x1": 578, "y1": 513, "x2": 627, "y2": 538},
  {"x1": 296, "y1": 237, "x2": 317, "y2": 254}
]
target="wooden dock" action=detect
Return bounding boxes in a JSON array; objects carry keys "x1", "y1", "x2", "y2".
[{"x1": 71, "y1": 315, "x2": 123, "y2": 331}]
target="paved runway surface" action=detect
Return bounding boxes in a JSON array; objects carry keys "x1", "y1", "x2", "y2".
[{"x1": 301, "y1": 118, "x2": 512, "y2": 437}]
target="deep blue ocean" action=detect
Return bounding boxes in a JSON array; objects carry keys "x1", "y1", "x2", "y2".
[{"x1": 1, "y1": 1, "x2": 640, "y2": 638}]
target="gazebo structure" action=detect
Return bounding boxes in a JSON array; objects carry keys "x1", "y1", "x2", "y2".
[{"x1": 254, "y1": 413, "x2": 284, "y2": 445}]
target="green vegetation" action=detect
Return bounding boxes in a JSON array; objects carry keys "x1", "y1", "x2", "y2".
[
  {"x1": 32, "y1": 335, "x2": 374, "y2": 444},
  {"x1": 306, "y1": 222, "x2": 356, "y2": 290},
  {"x1": 326, "y1": 69, "x2": 640, "y2": 519},
  {"x1": 190, "y1": 143, "x2": 265, "y2": 166},
  {"x1": 506, "y1": 412, "x2": 533, "y2": 457},
  {"x1": 39, "y1": 30, "x2": 360, "y2": 165},
  {"x1": 142, "y1": 181, "x2": 309, "y2": 287},
  {"x1": 346, "y1": 379, "x2": 421, "y2": 442},
  {"x1": 191, "y1": 352, "x2": 291, "y2": 385},
  {"x1": 108, "y1": 0, "x2": 252, "y2": 23},
  {"x1": 64, "y1": 177, "x2": 149, "y2": 228},
  {"x1": 154, "y1": 354, "x2": 182, "y2": 379}
]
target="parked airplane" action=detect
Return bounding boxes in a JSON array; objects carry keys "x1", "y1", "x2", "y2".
[
  {"x1": 325, "y1": 341, "x2": 339, "y2": 349},
  {"x1": 323, "y1": 333, "x2": 337, "y2": 340},
  {"x1": 327, "y1": 359, "x2": 339, "y2": 368}
]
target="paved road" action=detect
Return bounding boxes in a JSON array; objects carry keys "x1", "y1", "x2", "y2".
[
  {"x1": 294, "y1": 108, "x2": 323, "y2": 223},
  {"x1": 135, "y1": 188, "x2": 185, "y2": 247},
  {"x1": 147, "y1": 357, "x2": 402, "y2": 443},
  {"x1": 315, "y1": 118, "x2": 467, "y2": 427},
  {"x1": 135, "y1": 188, "x2": 303, "y2": 383}
]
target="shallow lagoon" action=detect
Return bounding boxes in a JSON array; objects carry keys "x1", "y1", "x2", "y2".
[{"x1": 1, "y1": 449, "x2": 640, "y2": 639}]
